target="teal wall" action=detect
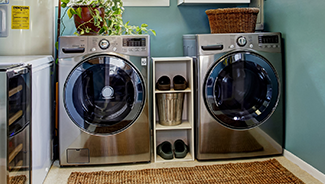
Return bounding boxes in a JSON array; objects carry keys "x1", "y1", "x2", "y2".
[
  {"x1": 264, "y1": 1, "x2": 325, "y2": 174},
  {"x1": 60, "y1": 1, "x2": 239, "y2": 56},
  {"x1": 58, "y1": 0, "x2": 325, "y2": 175},
  {"x1": 122, "y1": 1, "x2": 240, "y2": 56}
]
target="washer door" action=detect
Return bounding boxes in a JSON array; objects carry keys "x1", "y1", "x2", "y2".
[
  {"x1": 204, "y1": 51, "x2": 280, "y2": 130},
  {"x1": 64, "y1": 54, "x2": 145, "y2": 135}
]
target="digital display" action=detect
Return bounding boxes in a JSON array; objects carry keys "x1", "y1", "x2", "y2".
[
  {"x1": 259, "y1": 35, "x2": 279, "y2": 44},
  {"x1": 123, "y1": 38, "x2": 146, "y2": 47}
]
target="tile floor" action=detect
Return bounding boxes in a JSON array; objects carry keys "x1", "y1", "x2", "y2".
[{"x1": 43, "y1": 156, "x2": 322, "y2": 184}]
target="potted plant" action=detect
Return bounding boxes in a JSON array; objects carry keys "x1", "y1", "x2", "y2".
[{"x1": 60, "y1": 0, "x2": 156, "y2": 36}]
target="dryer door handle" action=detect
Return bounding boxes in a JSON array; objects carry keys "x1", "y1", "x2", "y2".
[{"x1": 201, "y1": 45, "x2": 223, "y2": 51}]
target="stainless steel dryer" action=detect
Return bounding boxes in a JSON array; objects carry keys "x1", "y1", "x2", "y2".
[
  {"x1": 189, "y1": 33, "x2": 284, "y2": 160},
  {"x1": 58, "y1": 35, "x2": 150, "y2": 166}
]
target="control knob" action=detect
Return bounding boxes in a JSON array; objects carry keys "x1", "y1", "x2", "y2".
[
  {"x1": 237, "y1": 36, "x2": 247, "y2": 47},
  {"x1": 99, "y1": 39, "x2": 110, "y2": 50}
]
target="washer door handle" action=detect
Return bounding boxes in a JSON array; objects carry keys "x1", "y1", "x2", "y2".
[
  {"x1": 62, "y1": 47, "x2": 85, "y2": 53},
  {"x1": 201, "y1": 45, "x2": 223, "y2": 51}
]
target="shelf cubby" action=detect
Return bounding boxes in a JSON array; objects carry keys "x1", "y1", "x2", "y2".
[{"x1": 152, "y1": 57, "x2": 194, "y2": 163}]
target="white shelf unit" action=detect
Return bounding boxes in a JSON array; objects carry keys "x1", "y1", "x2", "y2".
[
  {"x1": 152, "y1": 57, "x2": 194, "y2": 163},
  {"x1": 178, "y1": 0, "x2": 250, "y2": 5},
  {"x1": 123, "y1": 0, "x2": 169, "y2": 6}
]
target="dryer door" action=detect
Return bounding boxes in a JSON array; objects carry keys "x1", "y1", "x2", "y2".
[
  {"x1": 204, "y1": 51, "x2": 280, "y2": 130},
  {"x1": 64, "y1": 54, "x2": 145, "y2": 135}
]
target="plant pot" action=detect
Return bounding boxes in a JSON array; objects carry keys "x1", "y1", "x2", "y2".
[{"x1": 73, "y1": 5, "x2": 105, "y2": 35}]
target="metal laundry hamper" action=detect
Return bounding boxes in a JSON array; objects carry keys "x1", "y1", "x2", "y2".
[{"x1": 156, "y1": 93, "x2": 184, "y2": 126}]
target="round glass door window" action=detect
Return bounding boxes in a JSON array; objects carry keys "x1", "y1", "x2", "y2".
[
  {"x1": 204, "y1": 51, "x2": 280, "y2": 130},
  {"x1": 64, "y1": 54, "x2": 145, "y2": 135}
]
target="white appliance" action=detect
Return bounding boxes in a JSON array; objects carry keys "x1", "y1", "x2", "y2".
[
  {"x1": 0, "y1": 55, "x2": 54, "y2": 184},
  {"x1": 0, "y1": 0, "x2": 54, "y2": 55}
]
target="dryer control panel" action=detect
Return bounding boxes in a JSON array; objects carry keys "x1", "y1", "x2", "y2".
[
  {"x1": 195, "y1": 32, "x2": 282, "y2": 55},
  {"x1": 58, "y1": 35, "x2": 150, "y2": 58}
]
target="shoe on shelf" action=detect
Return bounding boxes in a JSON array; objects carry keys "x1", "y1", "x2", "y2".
[
  {"x1": 173, "y1": 75, "x2": 187, "y2": 90},
  {"x1": 156, "y1": 75, "x2": 171, "y2": 90},
  {"x1": 157, "y1": 141, "x2": 173, "y2": 160},
  {"x1": 174, "y1": 139, "x2": 188, "y2": 158}
]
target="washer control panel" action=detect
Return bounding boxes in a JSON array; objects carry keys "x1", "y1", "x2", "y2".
[{"x1": 59, "y1": 35, "x2": 150, "y2": 58}]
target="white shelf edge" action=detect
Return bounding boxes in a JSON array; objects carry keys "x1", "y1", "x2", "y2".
[
  {"x1": 152, "y1": 57, "x2": 193, "y2": 62},
  {"x1": 124, "y1": 0, "x2": 170, "y2": 6},
  {"x1": 155, "y1": 88, "x2": 191, "y2": 93},
  {"x1": 155, "y1": 152, "x2": 194, "y2": 163},
  {"x1": 156, "y1": 121, "x2": 192, "y2": 130},
  {"x1": 178, "y1": 0, "x2": 250, "y2": 5}
]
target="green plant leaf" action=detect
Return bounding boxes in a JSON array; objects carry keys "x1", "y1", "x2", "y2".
[
  {"x1": 67, "y1": 8, "x2": 76, "y2": 19},
  {"x1": 98, "y1": 27, "x2": 106, "y2": 35},
  {"x1": 136, "y1": 27, "x2": 140, "y2": 33},
  {"x1": 113, "y1": 9, "x2": 122, "y2": 15},
  {"x1": 76, "y1": 7, "x2": 82, "y2": 18},
  {"x1": 61, "y1": 0, "x2": 70, "y2": 4},
  {"x1": 150, "y1": 29, "x2": 156, "y2": 36},
  {"x1": 85, "y1": 27, "x2": 90, "y2": 33},
  {"x1": 61, "y1": 2, "x2": 67, "y2": 8},
  {"x1": 141, "y1": 23, "x2": 148, "y2": 28}
]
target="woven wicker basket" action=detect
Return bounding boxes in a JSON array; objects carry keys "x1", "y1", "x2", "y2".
[{"x1": 206, "y1": 8, "x2": 259, "y2": 33}]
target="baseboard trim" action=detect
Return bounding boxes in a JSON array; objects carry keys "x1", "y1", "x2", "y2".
[{"x1": 284, "y1": 149, "x2": 325, "y2": 183}]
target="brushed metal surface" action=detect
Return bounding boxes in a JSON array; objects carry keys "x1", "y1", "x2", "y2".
[
  {"x1": 156, "y1": 93, "x2": 184, "y2": 126},
  {"x1": 58, "y1": 35, "x2": 151, "y2": 166},
  {"x1": 0, "y1": 72, "x2": 7, "y2": 184},
  {"x1": 186, "y1": 33, "x2": 284, "y2": 160}
]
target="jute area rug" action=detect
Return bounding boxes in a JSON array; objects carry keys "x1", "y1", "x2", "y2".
[
  {"x1": 67, "y1": 159, "x2": 304, "y2": 184},
  {"x1": 9, "y1": 175, "x2": 26, "y2": 184}
]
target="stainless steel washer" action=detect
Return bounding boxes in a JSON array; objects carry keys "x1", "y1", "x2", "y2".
[
  {"x1": 58, "y1": 35, "x2": 150, "y2": 166},
  {"x1": 186, "y1": 33, "x2": 284, "y2": 160}
]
